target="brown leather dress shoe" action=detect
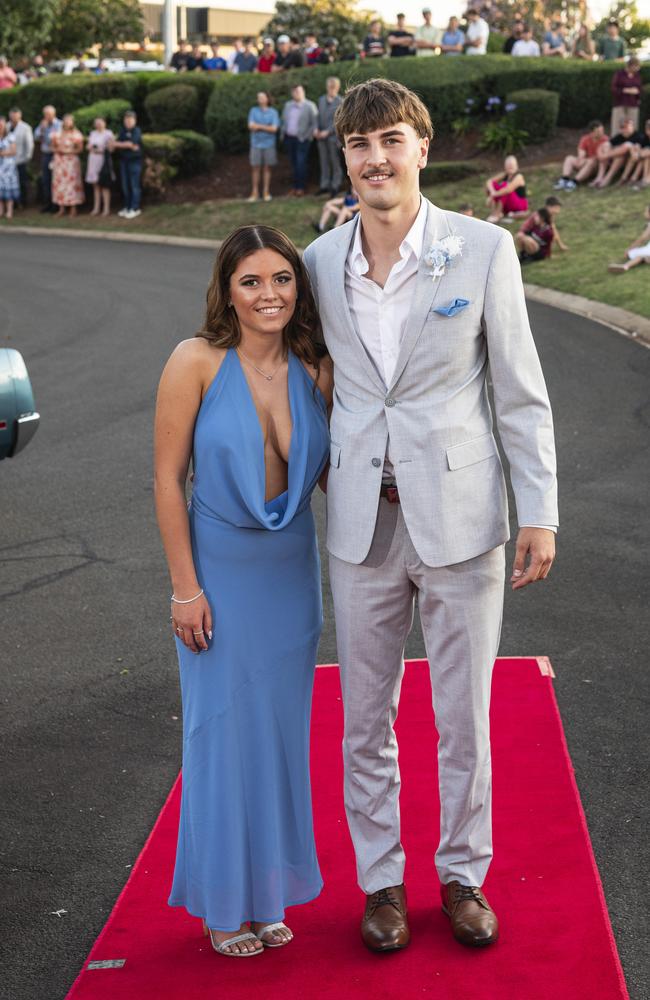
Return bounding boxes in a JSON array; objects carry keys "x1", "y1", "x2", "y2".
[
  {"x1": 441, "y1": 881, "x2": 499, "y2": 947},
  {"x1": 361, "y1": 884, "x2": 410, "y2": 952}
]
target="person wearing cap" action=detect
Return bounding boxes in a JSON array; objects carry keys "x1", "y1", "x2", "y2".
[
  {"x1": 257, "y1": 38, "x2": 276, "y2": 73},
  {"x1": 388, "y1": 13, "x2": 415, "y2": 57},
  {"x1": 273, "y1": 35, "x2": 305, "y2": 71},
  {"x1": 415, "y1": 8, "x2": 439, "y2": 56}
]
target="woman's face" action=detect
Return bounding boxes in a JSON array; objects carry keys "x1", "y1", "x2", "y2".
[
  {"x1": 257, "y1": 92, "x2": 269, "y2": 108},
  {"x1": 95, "y1": 117, "x2": 105, "y2": 131},
  {"x1": 229, "y1": 248, "x2": 297, "y2": 340},
  {"x1": 63, "y1": 114, "x2": 74, "y2": 130},
  {"x1": 504, "y1": 155, "x2": 518, "y2": 173}
]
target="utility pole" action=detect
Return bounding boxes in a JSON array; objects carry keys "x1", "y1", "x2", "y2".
[{"x1": 163, "y1": 0, "x2": 178, "y2": 69}]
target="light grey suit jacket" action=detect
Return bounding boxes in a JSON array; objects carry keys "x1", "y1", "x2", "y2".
[{"x1": 303, "y1": 198, "x2": 559, "y2": 568}]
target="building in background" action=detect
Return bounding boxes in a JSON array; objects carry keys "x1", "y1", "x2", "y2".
[{"x1": 140, "y1": 0, "x2": 276, "y2": 45}]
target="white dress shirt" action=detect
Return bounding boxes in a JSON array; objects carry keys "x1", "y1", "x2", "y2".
[{"x1": 343, "y1": 199, "x2": 555, "y2": 532}]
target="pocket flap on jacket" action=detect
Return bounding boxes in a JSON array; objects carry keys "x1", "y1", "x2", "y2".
[
  {"x1": 330, "y1": 442, "x2": 341, "y2": 468},
  {"x1": 446, "y1": 433, "x2": 497, "y2": 471}
]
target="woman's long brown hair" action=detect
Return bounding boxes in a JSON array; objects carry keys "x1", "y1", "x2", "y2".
[{"x1": 196, "y1": 225, "x2": 323, "y2": 384}]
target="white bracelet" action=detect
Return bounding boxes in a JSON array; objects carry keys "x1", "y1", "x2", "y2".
[{"x1": 171, "y1": 588, "x2": 204, "y2": 605}]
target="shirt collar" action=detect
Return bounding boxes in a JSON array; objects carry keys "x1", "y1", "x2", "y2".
[{"x1": 349, "y1": 196, "x2": 428, "y2": 276}]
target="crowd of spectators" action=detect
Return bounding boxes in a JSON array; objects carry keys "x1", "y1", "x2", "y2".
[
  {"x1": 162, "y1": 14, "x2": 637, "y2": 72},
  {"x1": 0, "y1": 103, "x2": 143, "y2": 220}
]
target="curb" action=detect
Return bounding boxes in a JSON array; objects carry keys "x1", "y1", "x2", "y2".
[
  {"x1": 2, "y1": 225, "x2": 648, "y2": 346},
  {"x1": 0, "y1": 224, "x2": 221, "y2": 251},
  {"x1": 523, "y1": 283, "x2": 650, "y2": 348}
]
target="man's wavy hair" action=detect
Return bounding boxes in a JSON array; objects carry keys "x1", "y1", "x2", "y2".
[
  {"x1": 334, "y1": 78, "x2": 434, "y2": 145},
  {"x1": 196, "y1": 225, "x2": 323, "y2": 381}
]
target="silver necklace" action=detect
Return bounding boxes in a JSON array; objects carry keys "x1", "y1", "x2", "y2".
[{"x1": 237, "y1": 348, "x2": 286, "y2": 381}]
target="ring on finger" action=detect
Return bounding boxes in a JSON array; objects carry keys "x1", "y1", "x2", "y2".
[{"x1": 193, "y1": 629, "x2": 204, "y2": 636}]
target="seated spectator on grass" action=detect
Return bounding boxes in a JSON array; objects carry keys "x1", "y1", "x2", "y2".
[
  {"x1": 458, "y1": 202, "x2": 474, "y2": 216},
  {"x1": 281, "y1": 84, "x2": 318, "y2": 196},
  {"x1": 8, "y1": 108, "x2": 34, "y2": 207},
  {"x1": 511, "y1": 25, "x2": 540, "y2": 57},
  {"x1": 0, "y1": 57, "x2": 17, "y2": 90},
  {"x1": 623, "y1": 118, "x2": 650, "y2": 188},
  {"x1": 247, "y1": 91, "x2": 279, "y2": 202},
  {"x1": 608, "y1": 205, "x2": 650, "y2": 272},
  {"x1": 304, "y1": 33, "x2": 323, "y2": 65},
  {"x1": 257, "y1": 38, "x2": 276, "y2": 73},
  {"x1": 363, "y1": 20, "x2": 386, "y2": 57},
  {"x1": 590, "y1": 118, "x2": 642, "y2": 188},
  {"x1": 170, "y1": 40, "x2": 191, "y2": 72},
  {"x1": 0, "y1": 117, "x2": 19, "y2": 220},
  {"x1": 312, "y1": 188, "x2": 359, "y2": 233},
  {"x1": 388, "y1": 14, "x2": 415, "y2": 57},
  {"x1": 515, "y1": 202, "x2": 566, "y2": 264},
  {"x1": 503, "y1": 21, "x2": 523, "y2": 53},
  {"x1": 597, "y1": 19, "x2": 626, "y2": 61},
  {"x1": 113, "y1": 110, "x2": 143, "y2": 219},
  {"x1": 186, "y1": 45, "x2": 204, "y2": 72},
  {"x1": 234, "y1": 38, "x2": 258, "y2": 73},
  {"x1": 485, "y1": 155, "x2": 529, "y2": 223},
  {"x1": 542, "y1": 22, "x2": 568, "y2": 57},
  {"x1": 572, "y1": 24, "x2": 595, "y2": 60},
  {"x1": 440, "y1": 17, "x2": 465, "y2": 55},
  {"x1": 554, "y1": 120, "x2": 608, "y2": 189},
  {"x1": 273, "y1": 35, "x2": 305, "y2": 71},
  {"x1": 415, "y1": 8, "x2": 439, "y2": 57},
  {"x1": 465, "y1": 9, "x2": 490, "y2": 55},
  {"x1": 611, "y1": 57, "x2": 642, "y2": 135},
  {"x1": 202, "y1": 43, "x2": 227, "y2": 72}
]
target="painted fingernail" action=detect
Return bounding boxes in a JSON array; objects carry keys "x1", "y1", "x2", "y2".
[
  {"x1": 513, "y1": 569, "x2": 523, "y2": 577},
  {"x1": 208, "y1": 630, "x2": 212, "y2": 640}
]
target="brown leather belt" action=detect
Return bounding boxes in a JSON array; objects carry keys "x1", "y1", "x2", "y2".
[{"x1": 380, "y1": 484, "x2": 400, "y2": 504}]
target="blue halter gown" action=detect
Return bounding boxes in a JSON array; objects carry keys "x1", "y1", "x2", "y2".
[{"x1": 168, "y1": 348, "x2": 330, "y2": 932}]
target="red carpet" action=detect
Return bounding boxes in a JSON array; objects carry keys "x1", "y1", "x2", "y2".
[{"x1": 66, "y1": 658, "x2": 629, "y2": 1000}]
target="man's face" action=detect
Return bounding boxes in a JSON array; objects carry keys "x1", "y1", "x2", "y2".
[
  {"x1": 621, "y1": 120, "x2": 634, "y2": 137},
  {"x1": 292, "y1": 86, "x2": 305, "y2": 102},
  {"x1": 423, "y1": 12, "x2": 432, "y2": 23},
  {"x1": 607, "y1": 24, "x2": 618, "y2": 37},
  {"x1": 306, "y1": 35, "x2": 317, "y2": 47},
  {"x1": 9, "y1": 110, "x2": 20, "y2": 125},
  {"x1": 397, "y1": 15, "x2": 405, "y2": 27},
  {"x1": 343, "y1": 121, "x2": 428, "y2": 213},
  {"x1": 327, "y1": 79, "x2": 340, "y2": 96},
  {"x1": 279, "y1": 41, "x2": 289, "y2": 54},
  {"x1": 370, "y1": 21, "x2": 381, "y2": 34},
  {"x1": 43, "y1": 107, "x2": 54, "y2": 123},
  {"x1": 548, "y1": 204, "x2": 561, "y2": 218},
  {"x1": 449, "y1": 18, "x2": 459, "y2": 30},
  {"x1": 592, "y1": 124, "x2": 605, "y2": 140},
  {"x1": 124, "y1": 115, "x2": 136, "y2": 129}
]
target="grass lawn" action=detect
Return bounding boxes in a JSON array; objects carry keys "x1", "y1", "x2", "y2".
[{"x1": 2, "y1": 163, "x2": 648, "y2": 316}]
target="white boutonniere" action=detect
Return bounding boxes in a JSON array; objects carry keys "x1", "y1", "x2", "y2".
[{"x1": 424, "y1": 234, "x2": 465, "y2": 280}]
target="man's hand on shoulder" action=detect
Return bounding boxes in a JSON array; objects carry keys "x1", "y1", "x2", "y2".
[{"x1": 510, "y1": 527, "x2": 556, "y2": 590}]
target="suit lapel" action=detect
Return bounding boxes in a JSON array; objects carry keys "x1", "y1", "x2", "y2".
[
  {"x1": 328, "y1": 217, "x2": 386, "y2": 392},
  {"x1": 388, "y1": 200, "x2": 452, "y2": 393}
]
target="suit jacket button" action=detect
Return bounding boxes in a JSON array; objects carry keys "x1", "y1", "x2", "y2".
[
  {"x1": 385, "y1": 397, "x2": 396, "y2": 407},
  {"x1": 371, "y1": 458, "x2": 382, "y2": 467}
]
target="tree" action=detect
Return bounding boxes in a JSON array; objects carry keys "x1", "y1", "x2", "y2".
[
  {"x1": 595, "y1": 2, "x2": 650, "y2": 50},
  {"x1": 263, "y1": 0, "x2": 370, "y2": 60},
  {"x1": 47, "y1": 0, "x2": 144, "y2": 57},
  {"x1": 0, "y1": 0, "x2": 57, "y2": 61}
]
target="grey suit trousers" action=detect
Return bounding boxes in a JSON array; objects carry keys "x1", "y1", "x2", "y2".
[
  {"x1": 317, "y1": 136, "x2": 343, "y2": 192},
  {"x1": 329, "y1": 498, "x2": 505, "y2": 893}
]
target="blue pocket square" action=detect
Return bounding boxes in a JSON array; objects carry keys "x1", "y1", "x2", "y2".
[{"x1": 434, "y1": 298, "x2": 470, "y2": 317}]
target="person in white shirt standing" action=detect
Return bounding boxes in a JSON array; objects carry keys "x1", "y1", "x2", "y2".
[
  {"x1": 8, "y1": 108, "x2": 34, "y2": 207},
  {"x1": 303, "y1": 77, "x2": 557, "y2": 955},
  {"x1": 465, "y1": 8, "x2": 490, "y2": 54},
  {"x1": 414, "y1": 7, "x2": 439, "y2": 56},
  {"x1": 511, "y1": 24, "x2": 541, "y2": 57}
]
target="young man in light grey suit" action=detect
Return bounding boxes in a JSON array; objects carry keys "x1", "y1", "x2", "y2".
[{"x1": 303, "y1": 79, "x2": 558, "y2": 952}]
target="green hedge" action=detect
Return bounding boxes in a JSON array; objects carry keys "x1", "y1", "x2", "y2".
[
  {"x1": 206, "y1": 58, "x2": 488, "y2": 154},
  {"x1": 0, "y1": 74, "x2": 139, "y2": 124},
  {"x1": 144, "y1": 83, "x2": 200, "y2": 132},
  {"x1": 142, "y1": 130, "x2": 214, "y2": 176},
  {"x1": 168, "y1": 129, "x2": 215, "y2": 174},
  {"x1": 506, "y1": 88, "x2": 559, "y2": 142},
  {"x1": 73, "y1": 99, "x2": 131, "y2": 134}
]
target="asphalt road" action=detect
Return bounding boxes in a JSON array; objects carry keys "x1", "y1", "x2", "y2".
[{"x1": 1, "y1": 234, "x2": 648, "y2": 1000}]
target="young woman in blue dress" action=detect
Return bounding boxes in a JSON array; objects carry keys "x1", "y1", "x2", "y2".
[{"x1": 154, "y1": 226, "x2": 332, "y2": 957}]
